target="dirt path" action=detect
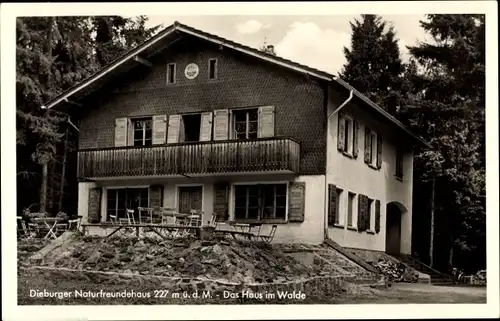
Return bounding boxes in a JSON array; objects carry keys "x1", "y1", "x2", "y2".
[{"x1": 333, "y1": 283, "x2": 486, "y2": 304}]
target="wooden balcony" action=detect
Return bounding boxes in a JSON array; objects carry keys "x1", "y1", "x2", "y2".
[{"x1": 77, "y1": 137, "x2": 301, "y2": 179}]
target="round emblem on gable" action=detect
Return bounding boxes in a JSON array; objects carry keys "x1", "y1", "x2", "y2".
[{"x1": 184, "y1": 63, "x2": 199, "y2": 79}]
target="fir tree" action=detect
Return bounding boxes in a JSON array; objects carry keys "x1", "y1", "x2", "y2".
[
  {"x1": 93, "y1": 16, "x2": 162, "y2": 67},
  {"x1": 16, "y1": 16, "x2": 162, "y2": 215},
  {"x1": 400, "y1": 14, "x2": 485, "y2": 272},
  {"x1": 339, "y1": 15, "x2": 405, "y2": 115}
]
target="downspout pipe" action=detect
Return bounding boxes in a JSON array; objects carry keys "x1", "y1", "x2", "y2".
[{"x1": 324, "y1": 87, "x2": 354, "y2": 240}]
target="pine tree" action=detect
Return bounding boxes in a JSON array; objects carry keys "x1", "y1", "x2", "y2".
[
  {"x1": 400, "y1": 14, "x2": 485, "y2": 272},
  {"x1": 339, "y1": 15, "x2": 405, "y2": 115}
]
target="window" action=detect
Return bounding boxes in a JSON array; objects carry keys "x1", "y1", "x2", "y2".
[
  {"x1": 208, "y1": 59, "x2": 217, "y2": 79},
  {"x1": 232, "y1": 108, "x2": 258, "y2": 140},
  {"x1": 344, "y1": 118, "x2": 352, "y2": 153},
  {"x1": 167, "y1": 63, "x2": 176, "y2": 84},
  {"x1": 347, "y1": 192, "x2": 355, "y2": 227},
  {"x1": 182, "y1": 114, "x2": 202, "y2": 142},
  {"x1": 107, "y1": 188, "x2": 149, "y2": 220},
  {"x1": 367, "y1": 198, "x2": 374, "y2": 230},
  {"x1": 365, "y1": 127, "x2": 381, "y2": 168},
  {"x1": 234, "y1": 184, "x2": 287, "y2": 221},
  {"x1": 335, "y1": 188, "x2": 343, "y2": 225},
  {"x1": 369, "y1": 132, "x2": 377, "y2": 166},
  {"x1": 132, "y1": 118, "x2": 152, "y2": 146},
  {"x1": 339, "y1": 115, "x2": 355, "y2": 155},
  {"x1": 396, "y1": 149, "x2": 404, "y2": 179}
]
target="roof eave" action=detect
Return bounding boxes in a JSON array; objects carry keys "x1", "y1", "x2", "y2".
[
  {"x1": 332, "y1": 77, "x2": 431, "y2": 149},
  {"x1": 40, "y1": 21, "x2": 430, "y2": 150}
]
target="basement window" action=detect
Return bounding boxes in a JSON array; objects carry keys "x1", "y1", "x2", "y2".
[
  {"x1": 208, "y1": 59, "x2": 217, "y2": 79},
  {"x1": 182, "y1": 113, "x2": 201, "y2": 142},
  {"x1": 167, "y1": 63, "x2": 176, "y2": 84}
]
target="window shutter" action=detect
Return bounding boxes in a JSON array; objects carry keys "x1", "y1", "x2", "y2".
[
  {"x1": 213, "y1": 182, "x2": 229, "y2": 222},
  {"x1": 152, "y1": 115, "x2": 167, "y2": 145},
  {"x1": 149, "y1": 185, "x2": 163, "y2": 208},
  {"x1": 114, "y1": 118, "x2": 128, "y2": 147},
  {"x1": 353, "y1": 120, "x2": 360, "y2": 158},
  {"x1": 88, "y1": 187, "x2": 102, "y2": 223},
  {"x1": 328, "y1": 184, "x2": 337, "y2": 225},
  {"x1": 199, "y1": 112, "x2": 213, "y2": 142},
  {"x1": 337, "y1": 113, "x2": 345, "y2": 151},
  {"x1": 376, "y1": 134, "x2": 383, "y2": 169},
  {"x1": 213, "y1": 109, "x2": 229, "y2": 141},
  {"x1": 257, "y1": 105, "x2": 275, "y2": 138},
  {"x1": 357, "y1": 194, "x2": 363, "y2": 231},
  {"x1": 288, "y1": 181, "x2": 306, "y2": 222},
  {"x1": 166, "y1": 115, "x2": 181, "y2": 144},
  {"x1": 127, "y1": 119, "x2": 134, "y2": 146},
  {"x1": 375, "y1": 199, "x2": 381, "y2": 233},
  {"x1": 357, "y1": 194, "x2": 368, "y2": 232},
  {"x1": 364, "y1": 127, "x2": 371, "y2": 164}
]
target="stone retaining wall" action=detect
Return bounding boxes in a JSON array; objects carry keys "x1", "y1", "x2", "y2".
[{"x1": 20, "y1": 265, "x2": 376, "y2": 299}]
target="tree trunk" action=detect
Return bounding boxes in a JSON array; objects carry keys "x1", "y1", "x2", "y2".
[
  {"x1": 47, "y1": 17, "x2": 53, "y2": 58},
  {"x1": 47, "y1": 160, "x2": 55, "y2": 213},
  {"x1": 58, "y1": 128, "x2": 69, "y2": 212},
  {"x1": 448, "y1": 243, "x2": 454, "y2": 271},
  {"x1": 429, "y1": 177, "x2": 436, "y2": 267},
  {"x1": 39, "y1": 162, "x2": 48, "y2": 213}
]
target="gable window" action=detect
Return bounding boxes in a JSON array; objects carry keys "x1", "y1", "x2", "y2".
[
  {"x1": 107, "y1": 188, "x2": 149, "y2": 221},
  {"x1": 234, "y1": 184, "x2": 287, "y2": 221},
  {"x1": 167, "y1": 63, "x2": 176, "y2": 84},
  {"x1": 181, "y1": 114, "x2": 202, "y2": 142},
  {"x1": 347, "y1": 192, "x2": 356, "y2": 227},
  {"x1": 232, "y1": 108, "x2": 258, "y2": 140},
  {"x1": 208, "y1": 59, "x2": 217, "y2": 79},
  {"x1": 395, "y1": 149, "x2": 404, "y2": 179},
  {"x1": 132, "y1": 118, "x2": 152, "y2": 146}
]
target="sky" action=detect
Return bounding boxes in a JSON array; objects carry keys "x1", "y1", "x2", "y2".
[{"x1": 144, "y1": 15, "x2": 432, "y2": 75}]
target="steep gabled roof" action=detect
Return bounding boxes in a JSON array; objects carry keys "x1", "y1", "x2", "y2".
[{"x1": 42, "y1": 21, "x2": 429, "y2": 147}]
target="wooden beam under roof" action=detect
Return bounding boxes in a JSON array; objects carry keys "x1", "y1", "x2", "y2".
[{"x1": 133, "y1": 55, "x2": 153, "y2": 67}]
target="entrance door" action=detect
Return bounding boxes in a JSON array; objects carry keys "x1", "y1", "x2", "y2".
[
  {"x1": 178, "y1": 186, "x2": 203, "y2": 213},
  {"x1": 385, "y1": 203, "x2": 402, "y2": 255}
]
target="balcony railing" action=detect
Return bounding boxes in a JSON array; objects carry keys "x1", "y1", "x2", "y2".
[{"x1": 77, "y1": 137, "x2": 300, "y2": 178}]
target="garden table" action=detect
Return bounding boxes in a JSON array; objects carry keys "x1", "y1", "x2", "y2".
[{"x1": 33, "y1": 217, "x2": 65, "y2": 239}]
